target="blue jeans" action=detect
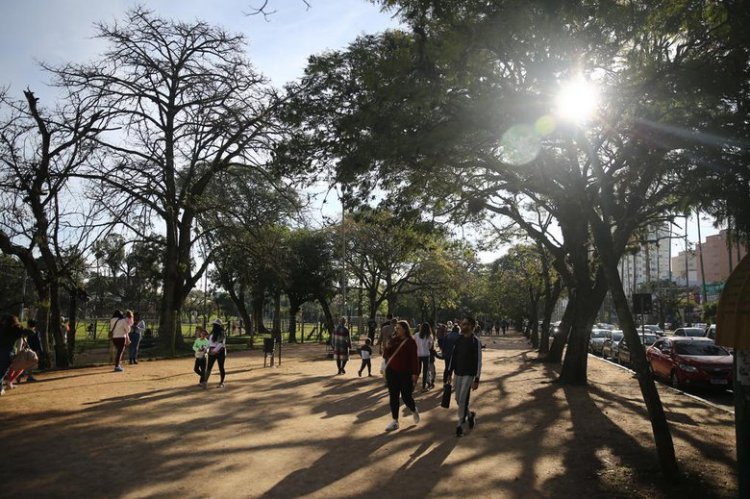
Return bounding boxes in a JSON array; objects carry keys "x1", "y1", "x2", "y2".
[{"x1": 128, "y1": 332, "x2": 141, "y2": 362}]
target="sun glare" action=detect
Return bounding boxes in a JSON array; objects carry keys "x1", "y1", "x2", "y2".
[{"x1": 554, "y1": 77, "x2": 599, "y2": 123}]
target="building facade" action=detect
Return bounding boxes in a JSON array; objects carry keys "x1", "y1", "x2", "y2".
[{"x1": 696, "y1": 229, "x2": 748, "y2": 284}]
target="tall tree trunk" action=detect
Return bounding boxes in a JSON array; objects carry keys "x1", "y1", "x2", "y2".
[
  {"x1": 539, "y1": 280, "x2": 561, "y2": 355},
  {"x1": 49, "y1": 285, "x2": 68, "y2": 368},
  {"x1": 593, "y1": 222, "x2": 679, "y2": 478},
  {"x1": 558, "y1": 273, "x2": 607, "y2": 385},
  {"x1": 288, "y1": 298, "x2": 300, "y2": 343},
  {"x1": 317, "y1": 295, "x2": 335, "y2": 341},
  {"x1": 546, "y1": 295, "x2": 575, "y2": 363},
  {"x1": 67, "y1": 288, "x2": 77, "y2": 366},
  {"x1": 273, "y1": 290, "x2": 282, "y2": 337}
]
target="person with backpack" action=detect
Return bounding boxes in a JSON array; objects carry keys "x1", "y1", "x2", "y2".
[{"x1": 444, "y1": 316, "x2": 483, "y2": 437}]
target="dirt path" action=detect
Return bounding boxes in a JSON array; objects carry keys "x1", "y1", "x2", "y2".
[{"x1": 0, "y1": 333, "x2": 737, "y2": 498}]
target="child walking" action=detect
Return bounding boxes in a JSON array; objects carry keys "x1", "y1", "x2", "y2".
[
  {"x1": 192, "y1": 327, "x2": 209, "y2": 384},
  {"x1": 358, "y1": 338, "x2": 373, "y2": 377}
]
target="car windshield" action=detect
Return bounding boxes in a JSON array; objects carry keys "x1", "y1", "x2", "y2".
[
  {"x1": 641, "y1": 334, "x2": 657, "y2": 346},
  {"x1": 590, "y1": 330, "x2": 608, "y2": 338},
  {"x1": 682, "y1": 328, "x2": 704, "y2": 337},
  {"x1": 674, "y1": 342, "x2": 729, "y2": 356}
]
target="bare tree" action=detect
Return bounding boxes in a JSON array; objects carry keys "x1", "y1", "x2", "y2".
[
  {"x1": 50, "y1": 8, "x2": 285, "y2": 348},
  {"x1": 0, "y1": 89, "x2": 107, "y2": 367}
]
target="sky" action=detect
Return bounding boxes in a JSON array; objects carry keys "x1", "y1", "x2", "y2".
[
  {"x1": 0, "y1": 0, "x2": 398, "y2": 94},
  {"x1": 0, "y1": 0, "x2": 721, "y2": 262}
]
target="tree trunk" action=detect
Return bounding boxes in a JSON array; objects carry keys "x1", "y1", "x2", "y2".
[
  {"x1": 67, "y1": 288, "x2": 77, "y2": 366},
  {"x1": 49, "y1": 284, "x2": 68, "y2": 368},
  {"x1": 288, "y1": 299, "x2": 300, "y2": 343},
  {"x1": 317, "y1": 295, "x2": 335, "y2": 341},
  {"x1": 558, "y1": 277, "x2": 607, "y2": 385},
  {"x1": 273, "y1": 290, "x2": 282, "y2": 336},
  {"x1": 539, "y1": 280, "x2": 561, "y2": 355},
  {"x1": 592, "y1": 222, "x2": 679, "y2": 478},
  {"x1": 546, "y1": 296, "x2": 576, "y2": 363}
]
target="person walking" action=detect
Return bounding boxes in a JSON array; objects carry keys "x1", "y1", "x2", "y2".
[
  {"x1": 378, "y1": 315, "x2": 395, "y2": 355},
  {"x1": 382, "y1": 320, "x2": 420, "y2": 432},
  {"x1": 414, "y1": 323, "x2": 434, "y2": 392},
  {"x1": 24, "y1": 319, "x2": 43, "y2": 382},
  {"x1": 439, "y1": 322, "x2": 461, "y2": 380},
  {"x1": 445, "y1": 316, "x2": 483, "y2": 437},
  {"x1": 110, "y1": 310, "x2": 131, "y2": 372},
  {"x1": 128, "y1": 312, "x2": 145, "y2": 365},
  {"x1": 192, "y1": 327, "x2": 209, "y2": 384},
  {"x1": 358, "y1": 338, "x2": 373, "y2": 377},
  {"x1": 202, "y1": 319, "x2": 227, "y2": 388},
  {"x1": 332, "y1": 317, "x2": 351, "y2": 375}
]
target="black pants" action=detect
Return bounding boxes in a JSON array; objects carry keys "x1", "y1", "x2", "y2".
[
  {"x1": 385, "y1": 368, "x2": 416, "y2": 420},
  {"x1": 204, "y1": 349, "x2": 226, "y2": 384},
  {"x1": 194, "y1": 356, "x2": 206, "y2": 379},
  {"x1": 358, "y1": 358, "x2": 371, "y2": 375},
  {"x1": 336, "y1": 358, "x2": 348, "y2": 373}
]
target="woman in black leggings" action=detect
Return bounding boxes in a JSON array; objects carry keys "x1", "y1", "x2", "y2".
[{"x1": 201, "y1": 320, "x2": 227, "y2": 388}]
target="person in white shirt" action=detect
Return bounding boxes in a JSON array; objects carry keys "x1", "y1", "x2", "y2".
[
  {"x1": 109, "y1": 310, "x2": 131, "y2": 372},
  {"x1": 414, "y1": 323, "x2": 434, "y2": 391}
]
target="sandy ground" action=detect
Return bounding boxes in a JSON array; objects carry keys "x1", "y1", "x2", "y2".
[{"x1": 0, "y1": 332, "x2": 737, "y2": 498}]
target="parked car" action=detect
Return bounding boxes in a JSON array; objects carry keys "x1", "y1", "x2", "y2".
[
  {"x1": 704, "y1": 325, "x2": 716, "y2": 341},
  {"x1": 638, "y1": 324, "x2": 664, "y2": 337},
  {"x1": 588, "y1": 328, "x2": 610, "y2": 355},
  {"x1": 616, "y1": 333, "x2": 658, "y2": 366},
  {"x1": 601, "y1": 330, "x2": 624, "y2": 360},
  {"x1": 645, "y1": 337, "x2": 733, "y2": 390},
  {"x1": 673, "y1": 327, "x2": 705, "y2": 338}
]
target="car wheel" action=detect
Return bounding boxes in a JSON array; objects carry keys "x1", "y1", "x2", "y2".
[{"x1": 671, "y1": 371, "x2": 681, "y2": 389}]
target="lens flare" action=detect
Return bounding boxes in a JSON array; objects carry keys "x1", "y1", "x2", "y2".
[{"x1": 555, "y1": 77, "x2": 599, "y2": 123}]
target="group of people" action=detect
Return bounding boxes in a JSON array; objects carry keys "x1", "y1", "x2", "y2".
[
  {"x1": 0, "y1": 315, "x2": 44, "y2": 395},
  {"x1": 109, "y1": 310, "x2": 146, "y2": 371},
  {"x1": 191, "y1": 319, "x2": 227, "y2": 388},
  {"x1": 332, "y1": 314, "x2": 483, "y2": 437}
]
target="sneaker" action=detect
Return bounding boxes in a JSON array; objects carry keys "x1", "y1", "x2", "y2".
[
  {"x1": 456, "y1": 425, "x2": 463, "y2": 437},
  {"x1": 412, "y1": 408, "x2": 420, "y2": 424},
  {"x1": 0, "y1": 387, "x2": 4, "y2": 396},
  {"x1": 114, "y1": 366, "x2": 124, "y2": 372},
  {"x1": 358, "y1": 371, "x2": 362, "y2": 377},
  {"x1": 134, "y1": 360, "x2": 138, "y2": 364},
  {"x1": 468, "y1": 411, "x2": 476, "y2": 429},
  {"x1": 218, "y1": 383, "x2": 225, "y2": 388},
  {"x1": 200, "y1": 381, "x2": 207, "y2": 389},
  {"x1": 385, "y1": 420, "x2": 399, "y2": 432}
]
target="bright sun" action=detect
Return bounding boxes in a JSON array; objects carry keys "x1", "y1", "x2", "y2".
[{"x1": 554, "y1": 76, "x2": 599, "y2": 123}]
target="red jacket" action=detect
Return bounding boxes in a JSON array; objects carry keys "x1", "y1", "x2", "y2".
[{"x1": 384, "y1": 336, "x2": 419, "y2": 375}]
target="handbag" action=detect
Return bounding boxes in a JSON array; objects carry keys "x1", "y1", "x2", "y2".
[
  {"x1": 11, "y1": 340, "x2": 39, "y2": 371},
  {"x1": 440, "y1": 383, "x2": 452, "y2": 408}
]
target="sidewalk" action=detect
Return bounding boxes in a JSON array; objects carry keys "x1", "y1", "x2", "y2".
[{"x1": 0, "y1": 333, "x2": 736, "y2": 498}]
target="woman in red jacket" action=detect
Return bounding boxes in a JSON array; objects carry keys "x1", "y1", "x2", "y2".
[{"x1": 382, "y1": 320, "x2": 420, "y2": 432}]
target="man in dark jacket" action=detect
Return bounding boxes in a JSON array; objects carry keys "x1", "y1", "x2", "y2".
[{"x1": 445, "y1": 316, "x2": 483, "y2": 437}]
